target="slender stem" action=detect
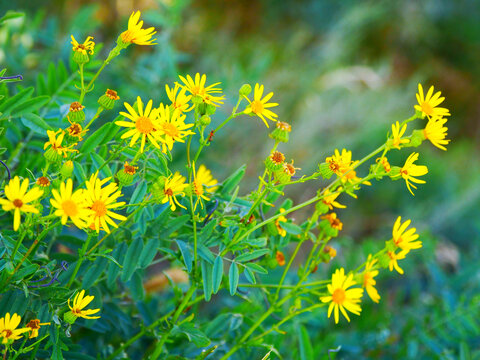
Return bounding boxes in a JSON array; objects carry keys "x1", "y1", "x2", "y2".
[
  {"x1": 83, "y1": 107, "x2": 103, "y2": 132},
  {"x1": 213, "y1": 111, "x2": 244, "y2": 134},
  {"x1": 78, "y1": 64, "x2": 85, "y2": 103},
  {"x1": 274, "y1": 239, "x2": 304, "y2": 301},
  {"x1": 67, "y1": 234, "x2": 93, "y2": 288}
]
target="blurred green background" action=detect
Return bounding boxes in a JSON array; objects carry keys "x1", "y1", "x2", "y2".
[{"x1": 1, "y1": 0, "x2": 480, "y2": 358}]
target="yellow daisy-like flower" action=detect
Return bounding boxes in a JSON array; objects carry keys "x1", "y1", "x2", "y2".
[
  {"x1": 387, "y1": 250, "x2": 407, "y2": 275},
  {"x1": 67, "y1": 116, "x2": 88, "y2": 142},
  {"x1": 320, "y1": 268, "x2": 364, "y2": 324},
  {"x1": 178, "y1": 73, "x2": 225, "y2": 107},
  {"x1": 120, "y1": 11, "x2": 157, "y2": 46},
  {"x1": 414, "y1": 83, "x2": 450, "y2": 119},
  {"x1": 321, "y1": 188, "x2": 346, "y2": 210},
  {"x1": 160, "y1": 172, "x2": 188, "y2": 211},
  {"x1": 117, "y1": 96, "x2": 163, "y2": 153},
  {"x1": 84, "y1": 172, "x2": 127, "y2": 233},
  {"x1": 423, "y1": 116, "x2": 450, "y2": 151},
  {"x1": 244, "y1": 83, "x2": 279, "y2": 128},
  {"x1": 363, "y1": 255, "x2": 380, "y2": 303},
  {"x1": 192, "y1": 163, "x2": 218, "y2": 210},
  {"x1": 166, "y1": 83, "x2": 194, "y2": 116},
  {"x1": 398, "y1": 152, "x2": 428, "y2": 196},
  {"x1": 157, "y1": 103, "x2": 195, "y2": 153},
  {"x1": 321, "y1": 212, "x2": 343, "y2": 231},
  {"x1": 0, "y1": 313, "x2": 29, "y2": 344},
  {"x1": 0, "y1": 176, "x2": 43, "y2": 231},
  {"x1": 44, "y1": 129, "x2": 77, "y2": 158},
  {"x1": 390, "y1": 121, "x2": 410, "y2": 149},
  {"x1": 25, "y1": 319, "x2": 50, "y2": 339},
  {"x1": 68, "y1": 290, "x2": 101, "y2": 319},
  {"x1": 70, "y1": 35, "x2": 95, "y2": 55},
  {"x1": 275, "y1": 208, "x2": 288, "y2": 237},
  {"x1": 392, "y1": 216, "x2": 422, "y2": 253},
  {"x1": 50, "y1": 179, "x2": 90, "y2": 229}
]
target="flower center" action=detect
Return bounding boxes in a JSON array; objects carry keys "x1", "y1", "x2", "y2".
[
  {"x1": 364, "y1": 273, "x2": 373, "y2": 287},
  {"x1": 91, "y1": 200, "x2": 107, "y2": 217},
  {"x1": 13, "y1": 199, "x2": 23, "y2": 208},
  {"x1": 193, "y1": 180, "x2": 204, "y2": 196},
  {"x1": 250, "y1": 100, "x2": 264, "y2": 114},
  {"x1": 68, "y1": 123, "x2": 82, "y2": 136},
  {"x1": 164, "y1": 188, "x2": 174, "y2": 196},
  {"x1": 135, "y1": 117, "x2": 154, "y2": 134},
  {"x1": 332, "y1": 288, "x2": 346, "y2": 304},
  {"x1": 3, "y1": 329, "x2": 12, "y2": 338},
  {"x1": 106, "y1": 89, "x2": 119, "y2": 99},
  {"x1": 421, "y1": 102, "x2": 433, "y2": 115},
  {"x1": 62, "y1": 200, "x2": 78, "y2": 217},
  {"x1": 190, "y1": 86, "x2": 203, "y2": 96},
  {"x1": 70, "y1": 102, "x2": 84, "y2": 112},
  {"x1": 328, "y1": 160, "x2": 340, "y2": 172},
  {"x1": 162, "y1": 123, "x2": 179, "y2": 137},
  {"x1": 284, "y1": 163, "x2": 296, "y2": 176},
  {"x1": 277, "y1": 121, "x2": 291, "y2": 132},
  {"x1": 270, "y1": 151, "x2": 285, "y2": 164},
  {"x1": 36, "y1": 176, "x2": 50, "y2": 187},
  {"x1": 124, "y1": 164, "x2": 137, "y2": 175},
  {"x1": 27, "y1": 320, "x2": 40, "y2": 330}
]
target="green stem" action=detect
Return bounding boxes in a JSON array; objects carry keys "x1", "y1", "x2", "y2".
[
  {"x1": 67, "y1": 234, "x2": 93, "y2": 288},
  {"x1": 274, "y1": 239, "x2": 304, "y2": 301},
  {"x1": 78, "y1": 63, "x2": 85, "y2": 103},
  {"x1": 83, "y1": 107, "x2": 104, "y2": 132}
]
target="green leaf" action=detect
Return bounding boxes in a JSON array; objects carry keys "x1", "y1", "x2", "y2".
[
  {"x1": 244, "y1": 263, "x2": 268, "y2": 274},
  {"x1": 82, "y1": 257, "x2": 108, "y2": 289},
  {"x1": 201, "y1": 260, "x2": 213, "y2": 302},
  {"x1": 139, "y1": 238, "x2": 159, "y2": 268},
  {"x1": 297, "y1": 324, "x2": 314, "y2": 360},
  {"x1": 107, "y1": 243, "x2": 127, "y2": 286},
  {"x1": 176, "y1": 240, "x2": 193, "y2": 273},
  {"x1": 229, "y1": 262, "x2": 239, "y2": 296},
  {"x1": 90, "y1": 153, "x2": 112, "y2": 178},
  {"x1": 128, "y1": 270, "x2": 145, "y2": 301},
  {"x1": 0, "y1": 11, "x2": 24, "y2": 24},
  {"x1": 80, "y1": 122, "x2": 114, "y2": 154},
  {"x1": 244, "y1": 267, "x2": 256, "y2": 284},
  {"x1": 160, "y1": 215, "x2": 189, "y2": 237},
  {"x1": 212, "y1": 256, "x2": 223, "y2": 294},
  {"x1": 280, "y1": 221, "x2": 303, "y2": 235},
  {"x1": 121, "y1": 238, "x2": 144, "y2": 282},
  {"x1": 10, "y1": 95, "x2": 50, "y2": 117},
  {"x1": 235, "y1": 249, "x2": 270, "y2": 263},
  {"x1": 197, "y1": 244, "x2": 215, "y2": 264},
  {"x1": 20, "y1": 114, "x2": 52, "y2": 134},
  {"x1": 128, "y1": 181, "x2": 147, "y2": 213},
  {"x1": 0, "y1": 87, "x2": 34, "y2": 117},
  {"x1": 221, "y1": 164, "x2": 246, "y2": 195},
  {"x1": 173, "y1": 323, "x2": 211, "y2": 348}
]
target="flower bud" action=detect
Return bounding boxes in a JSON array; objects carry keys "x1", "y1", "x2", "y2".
[
  {"x1": 63, "y1": 311, "x2": 77, "y2": 325},
  {"x1": 388, "y1": 166, "x2": 401, "y2": 180},
  {"x1": 60, "y1": 161, "x2": 74, "y2": 178},
  {"x1": 117, "y1": 162, "x2": 137, "y2": 186},
  {"x1": 199, "y1": 115, "x2": 211, "y2": 127},
  {"x1": 408, "y1": 129, "x2": 425, "y2": 148},
  {"x1": 98, "y1": 89, "x2": 120, "y2": 110},
  {"x1": 36, "y1": 176, "x2": 51, "y2": 188},
  {"x1": 67, "y1": 102, "x2": 85, "y2": 123},
  {"x1": 73, "y1": 51, "x2": 89, "y2": 65},
  {"x1": 44, "y1": 148, "x2": 63, "y2": 164},
  {"x1": 269, "y1": 121, "x2": 291, "y2": 143},
  {"x1": 205, "y1": 104, "x2": 216, "y2": 116},
  {"x1": 116, "y1": 34, "x2": 131, "y2": 49},
  {"x1": 191, "y1": 95, "x2": 204, "y2": 105},
  {"x1": 239, "y1": 84, "x2": 252, "y2": 96},
  {"x1": 265, "y1": 151, "x2": 285, "y2": 172}
]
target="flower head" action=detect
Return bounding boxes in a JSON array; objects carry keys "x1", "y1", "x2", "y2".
[
  {"x1": 390, "y1": 121, "x2": 410, "y2": 149},
  {"x1": 157, "y1": 103, "x2": 195, "y2": 152},
  {"x1": 387, "y1": 250, "x2": 407, "y2": 274},
  {"x1": 166, "y1": 83, "x2": 194, "y2": 116},
  {"x1": 44, "y1": 129, "x2": 77, "y2": 158},
  {"x1": 36, "y1": 176, "x2": 51, "y2": 187},
  {"x1": 0, "y1": 313, "x2": 29, "y2": 344},
  {"x1": 68, "y1": 290, "x2": 101, "y2": 319},
  {"x1": 192, "y1": 163, "x2": 218, "y2": 210},
  {"x1": 321, "y1": 188, "x2": 346, "y2": 210},
  {"x1": 392, "y1": 216, "x2": 422, "y2": 253},
  {"x1": 159, "y1": 173, "x2": 188, "y2": 211},
  {"x1": 276, "y1": 250, "x2": 286, "y2": 266},
  {"x1": 320, "y1": 268, "x2": 364, "y2": 324},
  {"x1": 123, "y1": 162, "x2": 138, "y2": 175},
  {"x1": 120, "y1": 11, "x2": 157, "y2": 46},
  {"x1": 71, "y1": 35, "x2": 95, "y2": 55},
  {"x1": 67, "y1": 116, "x2": 88, "y2": 142},
  {"x1": 0, "y1": 176, "x2": 43, "y2": 231},
  {"x1": 117, "y1": 96, "x2": 163, "y2": 153},
  {"x1": 414, "y1": 83, "x2": 450, "y2": 119},
  {"x1": 423, "y1": 116, "x2": 450, "y2": 151},
  {"x1": 363, "y1": 255, "x2": 380, "y2": 303},
  {"x1": 376, "y1": 157, "x2": 391, "y2": 173},
  {"x1": 322, "y1": 212, "x2": 343, "y2": 231},
  {"x1": 244, "y1": 83, "x2": 278, "y2": 128},
  {"x1": 84, "y1": 172, "x2": 127, "y2": 233},
  {"x1": 275, "y1": 208, "x2": 287, "y2": 237},
  {"x1": 25, "y1": 319, "x2": 50, "y2": 339},
  {"x1": 178, "y1": 73, "x2": 225, "y2": 107},
  {"x1": 398, "y1": 152, "x2": 428, "y2": 196},
  {"x1": 50, "y1": 179, "x2": 90, "y2": 229}
]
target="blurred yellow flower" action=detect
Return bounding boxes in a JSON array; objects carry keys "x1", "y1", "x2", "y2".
[
  {"x1": 244, "y1": 83, "x2": 278, "y2": 128},
  {"x1": 275, "y1": 208, "x2": 287, "y2": 237},
  {"x1": 363, "y1": 255, "x2": 380, "y2": 303},
  {"x1": 423, "y1": 116, "x2": 450, "y2": 151},
  {"x1": 391, "y1": 121, "x2": 409, "y2": 149},
  {"x1": 192, "y1": 163, "x2": 218, "y2": 210},
  {"x1": 44, "y1": 129, "x2": 77, "y2": 158},
  {"x1": 322, "y1": 212, "x2": 343, "y2": 231},
  {"x1": 414, "y1": 83, "x2": 450, "y2": 119},
  {"x1": 166, "y1": 83, "x2": 194, "y2": 115},
  {"x1": 26, "y1": 319, "x2": 50, "y2": 339},
  {"x1": 50, "y1": 179, "x2": 90, "y2": 229},
  {"x1": 0, "y1": 313, "x2": 29, "y2": 344},
  {"x1": 178, "y1": 73, "x2": 225, "y2": 106},
  {"x1": 160, "y1": 172, "x2": 188, "y2": 211},
  {"x1": 321, "y1": 188, "x2": 346, "y2": 210},
  {"x1": 120, "y1": 11, "x2": 157, "y2": 46},
  {"x1": 68, "y1": 290, "x2": 101, "y2": 319},
  {"x1": 398, "y1": 152, "x2": 428, "y2": 196},
  {"x1": 392, "y1": 216, "x2": 422, "y2": 253},
  {"x1": 70, "y1": 35, "x2": 95, "y2": 54},
  {"x1": 387, "y1": 250, "x2": 407, "y2": 275}
]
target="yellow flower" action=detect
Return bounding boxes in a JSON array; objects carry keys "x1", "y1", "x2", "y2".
[
  {"x1": 398, "y1": 152, "x2": 428, "y2": 196},
  {"x1": 120, "y1": 11, "x2": 157, "y2": 46},
  {"x1": 244, "y1": 83, "x2": 279, "y2": 128},
  {"x1": 0, "y1": 176, "x2": 43, "y2": 231},
  {"x1": 25, "y1": 319, "x2": 50, "y2": 339},
  {"x1": 192, "y1": 163, "x2": 218, "y2": 210},
  {"x1": 414, "y1": 83, "x2": 450, "y2": 119},
  {"x1": 67, "y1": 116, "x2": 88, "y2": 141},
  {"x1": 36, "y1": 176, "x2": 51, "y2": 187},
  {"x1": 44, "y1": 129, "x2": 77, "y2": 158},
  {"x1": 84, "y1": 172, "x2": 127, "y2": 233},
  {"x1": 275, "y1": 208, "x2": 287, "y2": 237},
  {"x1": 320, "y1": 268, "x2": 364, "y2": 324},
  {"x1": 423, "y1": 116, "x2": 450, "y2": 151},
  {"x1": 68, "y1": 290, "x2": 101, "y2": 319},
  {"x1": 321, "y1": 212, "x2": 343, "y2": 231},
  {"x1": 160, "y1": 172, "x2": 188, "y2": 211},
  {"x1": 70, "y1": 35, "x2": 95, "y2": 55},
  {"x1": 321, "y1": 188, "x2": 346, "y2": 210},
  {"x1": 387, "y1": 250, "x2": 407, "y2": 275},
  {"x1": 178, "y1": 73, "x2": 225, "y2": 107},
  {"x1": 117, "y1": 96, "x2": 163, "y2": 153},
  {"x1": 157, "y1": 103, "x2": 195, "y2": 153},
  {"x1": 392, "y1": 216, "x2": 422, "y2": 253},
  {"x1": 50, "y1": 179, "x2": 90, "y2": 229},
  {"x1": 0, "y1": 313, "x2": 29, "y2": 344},
  {"x1": 276, "y1": 250, "x2": 286, "y2": 266},
  {"x1": 390, "y1": 121, "x2": 410, "y2": 149},
  {"x1": 363, "y1": 255, "x2": 380, "y2": 303},
  {"x1": 166, "y1": 83, "x2": 194, "y2": 116}
]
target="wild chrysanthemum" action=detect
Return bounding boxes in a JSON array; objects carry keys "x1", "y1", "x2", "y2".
[
  {"x1": 387, "y1": 250, "x2": 407, "y2": 274},
  {"x1": 160, "y1": 173, "x2": 188, "y2": 211},
  {"x1": 178, "y1": 73, "x2": 225, "y2": 106},
  {"x1": 321, "y1": 188, "x2": 346, "y2": 210},
  {"x1": 322, "y1": 212, "x2": 343, "y2": 231},
  {"x1": 192, "y1": 163, "x2": 218, "y2": 210},
  {"x1": 392, "y1": 216, "x2": 422, "y2": 253},
  {"x1": 275, "y1": 208, "x2": 288, "y2": 237},
  {"x1": 70, "y1": 35, "x2": 95, "y2": 55},
  {"x1": 67, "y1": 117, "x2": 88, "y2": 141},
  {"x1": 166, "y1": 83, "x2": 194, "y2": 115},
  {"x1": 363, "y1": 255, "x2": 380, "y2": 303},
  {"x1": 120, "y1": 11, "x2": 157, "y2": 46},
  {"x1": 84, "y1": 172, "x2": 127, "y2": 233},
  {"x1": 117, "y1": 96, "x2": 163, "y2": 153},
  {"x1": 414, "y1": 83, "x2": 450, "y2": 119},
  {"x1": 50, "y1": 179, "x2": 90, "y2": 229},
  {"x1": 157, "y1": 103, "x2": 195, "y2": 152},
  {"x1": 390, "y1": 121, "x2": 410, "y2": 149},
  {"x1": 44, "y1": 129, "x2": 77, "y2": 158},
  {"x1": 25, "y1": 319, "x2": 50, "y2": 339},
  {"x1": 68, "y1": 290, "x2": 101, "y2": 319},
  {"x1": 320, "y1": 268, "x2": 364, "y2": 324},
  {"x1": 423, "y1": 116, "x2": 450, "y2": 151},
  {"x1": 0, "y1": 176, "x2": 43, "y2": 231},
  {"x1": 398, "y1": 152, "x2": 428, "y2": 196},
  {"x1": 244, "y1": 83, "x2": 279, "y2": 128},
  {"x1": 0, "y1": 313, "x2": 29, "y2": 344}
]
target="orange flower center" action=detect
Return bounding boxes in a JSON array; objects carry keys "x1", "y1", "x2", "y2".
[
  {"x1": 91, "y1": 200, "x2": 107, "y2": 217},
  {"x1": 193, "y1": 180, "x2": 203, "y2": 195},
  {"x1": 332, "y1": 288, "x2": 346, "y2": 304},
  {"x1": 162, "y1": 123, "x2": 179, "y2": 137},
  {"x1": 121, "y1": 30, "x2": 134, "y2": 43},
  {"x1": 270, "y1": 151, "x2": 285, "y2": 164},
  {"x1": 421, "y1": 102, "x2": 433, "y2": 115},
  {"x1": 164, "y1": 188, "x2": 174, "y2": 197},
  {"x1": 3, "y1": 329, "x2": 12, "y2": 338},
  {"x1": 106, "y1": 89, "x2": 119, "y2": 100},
  {"x1": 328, "y1": 160, "x2": 340, "y2": 172},
  {"x1": 68, "y1": 123, "x2": 82, "y2": 136},
  {"x1": 36, "y1": 176, "x2": 50, "y2": 187},
  {"x1": 13, "y1": 199, "x2": 23, "y2": 208},
  {"x1": 277, "y1": 121, "x2": 291, "y2": 132},
  {"x1": 135, "y1": 117, "x2": 154, "y2": 134},
  {"x1": 364, "y1": 273, "x2": 373, "y2": 287},
  {"x1": 124, "y1": 163, "x2": 137, "y2": 175},
  {"x1": 62, "y1": 200, "x2": 78, "y2": 217},
  {"x1": 250, "y1": 100, "x2": 264, "y2": 114},
  {"x1": 27, "y1": 320, "x2": 40, "y2": 330},
  {"x1": 70, "y1": 102, "x2": 84, "y2": 112}
]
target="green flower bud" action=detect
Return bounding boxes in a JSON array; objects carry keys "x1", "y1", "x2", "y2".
[
  {"x1": 196, "y1": 102, "x2": 207, "y2": 115},
  {"x1": 44, "y1": 148, "x2": 63, "y2": 164},
  {"x1": 388, "y1": 166, "x2": 401, "y2": 180},
  {"x1": 265, "y1": 151, "x2": 285, "y2": 172},
  {"x1": 205, "y1": 104, "x2": 216, "y2": 116},
  {"x1": 199, "y1": 115, "x2": 211, "y2": 127},
  {"x1": 63, "y1": 311, "x2": 77, "y2": 325},
  {"x1": 275, "y1": 168, "x2": 291, "y2": 184},
  {"x1": 117, "y1": 162, "x2": 137, "y2": 186},
  {"x1": 239, "y1": 84, "x2": 252, "y2": 96},
  {"x1": 98, "y1": 89, "x2": 120, "y2": 110},
  {"x1": 60, "y1": 161, "x2": 74, "y2": 179},
  {"x1": 269, "y1": 121, "x2": 291, "y2": 143},
  {"x1": 191, "y1": 95, "x2": 204, "y2": 105},
  {"x1": 73, "y1": 51, "x2": 89, "y2": 65},
  {"x1": 67, "y1": 102, "x2": 85, "y2": 123}
]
